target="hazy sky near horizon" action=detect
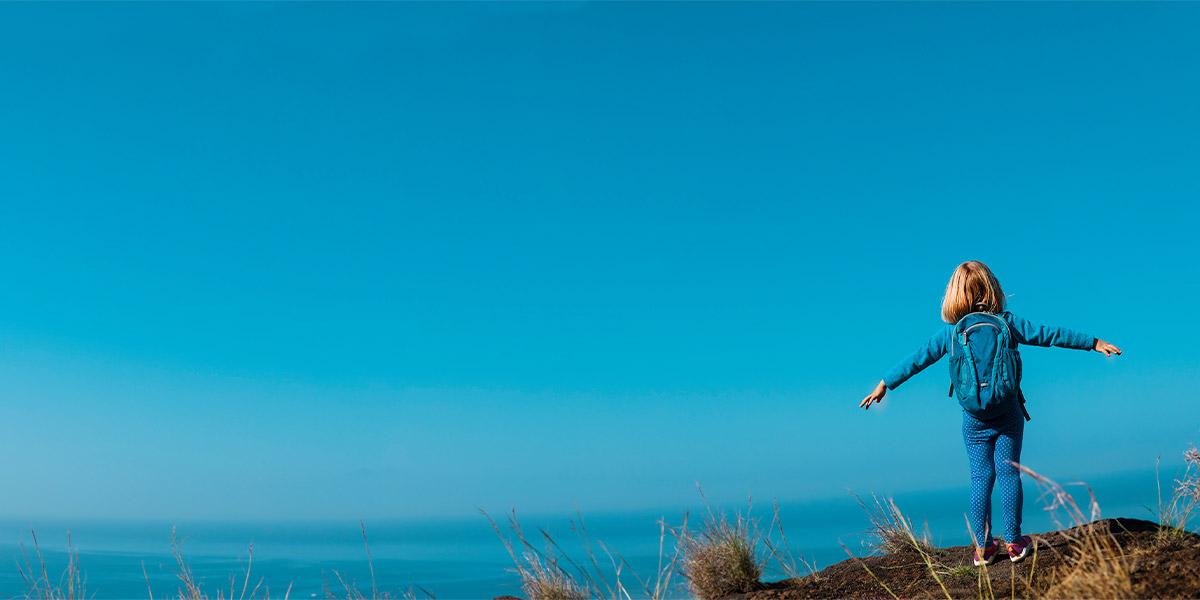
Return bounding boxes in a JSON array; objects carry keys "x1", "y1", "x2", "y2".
[{"x1": 2, "y1": 3, "x2": 1199, "y2": 521}]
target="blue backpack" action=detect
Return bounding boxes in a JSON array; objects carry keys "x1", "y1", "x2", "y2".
[{"x1": 948, "y1": 312, "x2": 1025, "y2": 419}]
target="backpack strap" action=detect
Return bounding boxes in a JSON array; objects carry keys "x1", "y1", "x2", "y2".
[{"x1": 956, "y1": 331, "x2": 980, "y2": 400}]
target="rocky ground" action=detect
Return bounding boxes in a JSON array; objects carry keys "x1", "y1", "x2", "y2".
[{"x1": 738, "y1": 518, "x2": 1200, "y2": 599}]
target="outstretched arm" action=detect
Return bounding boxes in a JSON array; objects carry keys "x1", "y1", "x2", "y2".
[
  {"x1": 1007, "y1": 313, "x2": 1120, "y2": 355},
  {"x1": 861, "y1": 328, "x2": 949, "y2": 410}
]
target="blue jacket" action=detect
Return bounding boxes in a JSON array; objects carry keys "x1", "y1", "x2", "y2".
[{"x1": 883, "y1": 312, "x2": 1095, "y2": 391}]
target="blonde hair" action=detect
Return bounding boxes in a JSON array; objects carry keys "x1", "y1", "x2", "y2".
[{"x1": 941, "y1": 260, "x2": 1006, "y2": 323}]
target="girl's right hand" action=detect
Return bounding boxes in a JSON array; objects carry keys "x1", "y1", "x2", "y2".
[
  {"x1": 860, "y1": 380, "x2": 887, "y2": 410},
  {"x1": 1094, "y1": 339, "x2": 1122, "y2": 356}
]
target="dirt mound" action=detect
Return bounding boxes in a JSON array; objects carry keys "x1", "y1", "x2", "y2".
[{"x1": 740, "y1": 518, "x2": 1200, "y2": 600}]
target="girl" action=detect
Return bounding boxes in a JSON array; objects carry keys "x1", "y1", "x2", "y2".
[{"x1": 858, "y1": 260, "x2": 1121, "y2": 565}]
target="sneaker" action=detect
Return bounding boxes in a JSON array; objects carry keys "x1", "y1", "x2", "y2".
[
  {"x1": 1007, "y1": 535, "x2": 1033, "y2": 563},
  {"x1": 973, "y1": 538, "x2": 1001, "y2": 566}
]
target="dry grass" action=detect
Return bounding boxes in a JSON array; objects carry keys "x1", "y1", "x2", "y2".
[
  {"x1": 17, "y1": 530, "x2": 84, "y2": 600},
  {"x1": 482, "y1": 508, "x2": 591, "y2": 600},
  {"x1": 482, "y1": 508, "x2": 682, "y2": 600},
  {"x1": 1018, "y1": 464, "x2": 1134, "y2": 600},
  {"x1": 1156, "y1": 446, "x2": 1200, "y2": 545},
  {"x1": 325, "y1": 522, "x2": 435, "y2": 600},
  {"x1": 21, "y1": 523, "x2": 435, "y2": 600},
  {"x1": 854, "y1": 493, "x2": 933, "y2": 555},
  {"x1": 842, "y1": 494, "x2": 951, "y2": 600},
  {"x1": 849, "y1": 492, "x2": 1044, "y2": 600},
  {"x1": 839, "y1": 542, "x2": 900, "y2": 600},
  {"x1": 961, "y1": 514, "x2": 998, "y2": 600},
  {"x1": 678, "y1": 497, "x2": 763, "y2": 600},
  {"x1": 865, "y1": 496, "x2": 950, "y2": 600},
  {"x1": 170, "y1": 526, "x2": 294, "y2": 600},
  {"x1": 763, "y1": 499, "x2": 820, "y2": 582},
  {"x1": 845, "y1": 462, "x2": 1190, "y2": 600},
  {"x1": 171, "y1": 521, "x2": 433, "y2": 600}
]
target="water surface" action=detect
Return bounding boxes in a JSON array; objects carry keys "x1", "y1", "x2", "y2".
[{"x1": 0, "y1": 468, "x2": 1165, "y2": 599}]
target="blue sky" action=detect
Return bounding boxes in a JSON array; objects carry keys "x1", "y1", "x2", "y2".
[{"x1": 1, "y1": 2, "x2": 1198, "y2": 520}]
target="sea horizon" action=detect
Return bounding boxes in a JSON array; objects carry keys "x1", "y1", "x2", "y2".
[{"x1": 1, "y1": 464, "x2": 1173, "y2": 599}]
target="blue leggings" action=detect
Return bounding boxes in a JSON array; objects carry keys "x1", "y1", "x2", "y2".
[{"x1": 962, "y1": 408, "x2": 1025, "y2": 547}]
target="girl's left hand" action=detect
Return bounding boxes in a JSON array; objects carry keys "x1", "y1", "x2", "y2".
[
  {"x1": 1094, "y1": 339, "x2": 1122, "y2": 356},
  {"x1": 860, "y1": 380, "x2": 887, "y2": 410}
]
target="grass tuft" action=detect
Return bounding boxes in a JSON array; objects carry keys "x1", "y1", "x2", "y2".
[
  {"x1": 1155, "y1": 446, "x2": 1200, "y2": 545},
  {"x1": 481, "y1": 509, "x2": 588, "y2": 600},
  {"x1": 678, "y1": 496, "x2": 762, "y2": 600},
  {"x1": 17, "y1": 530, "x2": 84, "y2": 600},
  {"x1": 1018, "y1": 464, "x2": 1134, "y2": 600},
  {"x1": 482, "y1": 508, "x2": 683, "y2": 600},
  {"x1": 854, "y1": 493, "x2": 933, "y2": 555},
  {"x1": 515, "y1": 553, "x2": 588, "y2": 600}
]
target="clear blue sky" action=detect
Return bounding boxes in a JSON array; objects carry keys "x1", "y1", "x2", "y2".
[{"x1": 1, "y1": 2, "x2": 1197, "y2": 521}]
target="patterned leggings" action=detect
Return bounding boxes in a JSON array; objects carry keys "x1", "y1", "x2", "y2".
[{"x1": 962, "y1": 407, "x2": 1025, "y2": 547}]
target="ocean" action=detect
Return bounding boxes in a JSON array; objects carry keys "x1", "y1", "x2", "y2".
[{"x1": 0, "y1": 468, "x2": 1164, "y2": 599}]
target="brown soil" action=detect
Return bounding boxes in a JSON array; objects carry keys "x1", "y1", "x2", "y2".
[{"x1": 738, "y1": 518, "x2": 1200, "y2": 600}]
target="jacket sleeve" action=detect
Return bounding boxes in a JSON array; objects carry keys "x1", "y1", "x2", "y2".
[
  {"x1": 1006, "y1": 313, "x2": 1095, "y2": 350},
  {"x1": 883, "y1": 327, "x2": 950, "y2": 390}
]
